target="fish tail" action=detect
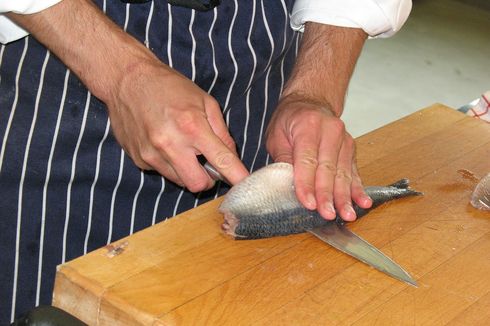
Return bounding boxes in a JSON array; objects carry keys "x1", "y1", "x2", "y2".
[
  {"x1": 387, "y1": 179, "x2": 424, "y2": 196},
  {"x1": 362, "y1": 180, "x2": 423, "y2": 216}
]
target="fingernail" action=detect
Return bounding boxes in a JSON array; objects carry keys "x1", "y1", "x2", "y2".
[
  {"x1": 323, "y1": 202, "x2": 336, "y2": 219},
  {"x1": 362, "y1": 195, "x2": 373, "y2": 207},
  {"x1": 306, "y1": 193, "x2": 316, "y2": 210},
  {"x1": 344, "y1": 204, "x2": 356, "y2": 221}
]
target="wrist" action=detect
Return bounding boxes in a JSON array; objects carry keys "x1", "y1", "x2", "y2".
[{"x1": 283, "y1": 22, "x2": 366, "y2": 117}]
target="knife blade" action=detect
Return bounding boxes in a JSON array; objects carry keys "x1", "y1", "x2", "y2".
[{"x1": 307, "y1": 220, "x2": 417, "y2": 287}]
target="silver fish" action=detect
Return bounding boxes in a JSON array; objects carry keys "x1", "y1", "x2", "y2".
[{"x1": 219, "y1": 162, "x2": 422, "y2": 239}]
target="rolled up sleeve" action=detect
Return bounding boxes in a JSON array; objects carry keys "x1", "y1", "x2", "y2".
[
  {"x1": 291, "y1": 0, "x2": 412, "y2": 38},
  {"x1": 0, "y1": 0, "x2": 63, "y2": 44}
]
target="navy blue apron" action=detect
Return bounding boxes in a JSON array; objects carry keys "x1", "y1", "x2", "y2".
[{"x1": 0, "y1": 0, "x2": 299, "y2": 322}]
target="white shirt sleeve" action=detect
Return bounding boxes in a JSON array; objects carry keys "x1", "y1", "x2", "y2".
[
  {"x1": 0, "y1": 0, "x2": 63, "y2": 44},
  {"x1": 291, "y1": 0, "x2": 412, "y2": 38}
]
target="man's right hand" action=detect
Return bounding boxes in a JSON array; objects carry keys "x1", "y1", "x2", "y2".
[{"x1": 107, "y1": 59, "x2": 249, "y2": 191}]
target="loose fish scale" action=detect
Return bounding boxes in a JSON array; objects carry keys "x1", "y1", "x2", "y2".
[{"x1": 220, "y1": 163, "x2": 422, "y2": 239}]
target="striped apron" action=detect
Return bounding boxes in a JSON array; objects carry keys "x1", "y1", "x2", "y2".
[{"x1": 0, "y1": 0, "x2": 299, "y2": 322}]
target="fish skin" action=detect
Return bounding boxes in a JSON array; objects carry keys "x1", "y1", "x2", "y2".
[{"x1": 219, "y1": 163, "x2": 422, "y2": 239}]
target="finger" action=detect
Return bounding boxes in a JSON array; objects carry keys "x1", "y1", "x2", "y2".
[
  {"x1": 292, "y1": 130, "x2": 321, "y2": 211},
  {"x1": 167, "y1": 150, "x2": 216, "y2": 192},
  {"x1": 204, "y1": 98, "x2": 238, "y2": 154},
  {"x1": 332, "y1": 135, "x2": 356, "y2": 221},
  {"x1": 350, "y1": 159, "x2": 373, "y2": 209},
  {"x1": 266, "y1": 128, "x2": 293, "y2": 164},
  {"x1": 196, "y1": 131, "x2": 249, "y2": 185},
  {"x1": 314, "y1": 126, "x2": 344, "y2": 220},
  {"x1": 137, "y1": 147, "x2": 185, "y2": 187}
]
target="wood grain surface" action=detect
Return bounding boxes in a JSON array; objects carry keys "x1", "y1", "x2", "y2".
[{"x1": 52, "y1": 104, "x2": 490, "y2": 325}]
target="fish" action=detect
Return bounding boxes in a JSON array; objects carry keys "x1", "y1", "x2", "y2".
[{"x1": 219, "y1": 162, "x2": 422, "y2": 239}]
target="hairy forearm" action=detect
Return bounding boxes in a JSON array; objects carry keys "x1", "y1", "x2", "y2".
[
  {"x1": 283, "y1": 23, "x2": 367, "y2": 117},
  {"x1": 8, "y1": 0, "x2": 157, "y2": 103}
]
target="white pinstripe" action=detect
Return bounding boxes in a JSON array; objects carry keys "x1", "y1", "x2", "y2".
[
  {"x1": 0, "y1": 44, "x2": 5, "y2": 85},
  {"x1": 173, "y1": 190, "x2": 184, "y2": 217},
  {"x1": 141, "y1": 1, "x2": 164, "y2": 225},
  {"x1": 144, "y1": 0, "x2": 154, "y2": 48},
  {"x1": 250, "y1": 65, "x2": 272, "y2": 172},
  {"x1": 171, "y1": 6, "x2": 191, "y2": 216},
  {"x1": 12, "y1": 48, "x2": 49, "y2": 322},
  {"x1": 61, "y1": 92, "x2": 91, "y2": 263},
  {"x1": 222, "y1": 0, "x2": 239, "y2": 113},
  {"x1": 167, "y1": 4, "x2": 173, "y2": 67},
  {"x1": 260, "y1": 0, "x2": 275, "y2": 72},
  {"x1": 130, "y1": 172, "x2": 144, "y2": 234},
  {"x1": 124, "y1": 3, "x2": 130, "y2": 29},
  {"x1": 240, "y1": 0, "x2": 257, "y2": 161},
  {"x1": 36, "y1": 69, "x2": 71, "y2": 305},
  {"x1": 151, "y1": 177, "x2": 165, "y2": 225},
  {"x1": 0, "y1": 38, "x2": 28, "y2": 175},
  {"x1": 206, "y1": 8, "x2": 219, "y2": 94},
  {"x1": 107, "y1": 2, "x2": 132, "y2": 243},
  {"x1": 194, "y1": 8, "x2": 220, "y2": 208},
  {"x1": 250, "y1": 0, "x2": 275, "y2": 172},
  {"x1": 241, "y1": 89, "x2": 251, "y2": 161},
  {"x1": 84, "y1": 119, "x2": 111, "y2": 253},
  {"x1": 193, "y1": 192, "x2": 201, "y2": 208},
  {"x1": 190, "y1": 10, "x2": 196, "y2": 81},
  {"x1": 244, "y1": 1, "x2": 257, "y2": 93},
  {"x1": 107, "y1": 150, "x2": 125, "y2": 244},
  {"x1": 266, "y1": 1, "x2": 289, "y2": 169}
]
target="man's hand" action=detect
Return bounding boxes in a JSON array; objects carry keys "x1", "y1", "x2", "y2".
[
  {"x1": 108, "y1": 59, "x2": 248, "y2": 191},
  {"x1": 266, "y1": 95, "x2": 371, "y2": 221},
  {"x1": 266, "y1": 23, "x2": 372, "y2": 221},
  {"x1": 9, "y1": 0, "x2": 249, "y2": 191}
]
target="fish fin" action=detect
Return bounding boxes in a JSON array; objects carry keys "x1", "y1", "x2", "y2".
[
  {"x1": 389, "y1": 178, "x2": 410, "y2": 189},
  {"x1": 389, "y1": 179, "x2": 424, "y2": 196}
]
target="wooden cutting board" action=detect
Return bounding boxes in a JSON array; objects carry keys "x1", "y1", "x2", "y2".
[{"x1": 52, "y1": 104, "x2": 490, "y2": 325}]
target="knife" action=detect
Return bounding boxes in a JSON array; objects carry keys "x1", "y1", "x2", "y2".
[
  {"x1": 203, "y1": 162, "x2": 417, "y2": 287},
  {"x1": 307, "y1": 220, "x2": 417, "y2": 287}
]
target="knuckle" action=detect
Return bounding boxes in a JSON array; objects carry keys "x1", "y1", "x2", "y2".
[
  {"x1": 304, "y1": 114, "x2": 320, "y2": 126},
  {"x1": 298, "y1": 148, "x2": 318, "y2": 167},
  {"x1": 139, "y1": 150, "x2": 159, "y2": 168},
  {"x1": 220, "y1": 134, "x2": 236, "y2": 151},
  {"x1": 175, "y1": 110, "x2": 203, "y2": 135},
  {"x1": 343, "y1": 134, "x2": 355, "y2": 148},
  {"x1": 149, "y1": 133, "x2": 172, "y2": 151},
  {"x1": 328, "y1": 119, "x2": 346, "y2": 135},
  {"x1": 299, "y1": 155, "x2": 319, "y2": 167},
  {"x1": 335, "y1": 168, "x2": 352, "y2": 182},
  {"x1": 318, "y1": 160, "x2": 336, "y2": 173},
  {"x1": 186, "y1": 178, "x2": 210, "y2": 193},
  {"x1": 205, "y1": 96, "x2": 221, "y2": 111},
  {"x1": 273, "y1": 152, "x2": 293, "y2": 163}
]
